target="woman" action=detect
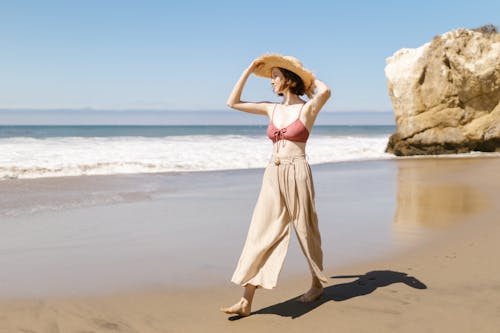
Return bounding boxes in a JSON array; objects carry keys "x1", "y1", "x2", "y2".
[{"x1": 221, "y1": 54, "x2": 331, "y2": 317}]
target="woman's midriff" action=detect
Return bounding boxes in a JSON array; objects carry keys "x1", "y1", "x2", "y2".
[{"x1": 272, "y1": 140, "x2": 306, "y2": 158}]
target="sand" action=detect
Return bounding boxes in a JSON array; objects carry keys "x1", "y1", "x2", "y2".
[{"x1": 0, "y1": 156, "x2": 499, "y2": 332}]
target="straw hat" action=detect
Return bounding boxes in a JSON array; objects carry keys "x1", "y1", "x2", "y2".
[{"x1": 253, "y1": 53, "x2": 315, "y2": 91}]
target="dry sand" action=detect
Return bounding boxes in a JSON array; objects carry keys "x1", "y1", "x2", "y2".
[{"x1": 0, "y1": 157, "x2": 499, "y2": 332}]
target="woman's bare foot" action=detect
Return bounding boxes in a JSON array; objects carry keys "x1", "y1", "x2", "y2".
[
  {"x1": 220, "y1": 297, "x2": 251, "y2": 317},
  {"x1": 299, "y1": 285, "x2": 324, "y2": 302}
]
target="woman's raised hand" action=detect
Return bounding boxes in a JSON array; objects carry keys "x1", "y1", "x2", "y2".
[
  {"x1": 247, "y1": 59, "x2": 264, "y2": 73},
  {"x1": 306, "y1": 80, "x2": 317, "y2": 99}
]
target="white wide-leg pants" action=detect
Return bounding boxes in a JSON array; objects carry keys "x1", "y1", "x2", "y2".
[{"x1": 231, "y1": 154, "x2": 328, "y2": 289}]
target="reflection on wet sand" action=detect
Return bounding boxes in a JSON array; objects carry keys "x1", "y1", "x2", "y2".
[{"x1": 393, "y1": 159, "x2": 491, "y2": 235}]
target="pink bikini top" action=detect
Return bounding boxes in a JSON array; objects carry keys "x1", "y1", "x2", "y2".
[{"x1": 267, "y1": 103, "x2": 310, "y2": 144}]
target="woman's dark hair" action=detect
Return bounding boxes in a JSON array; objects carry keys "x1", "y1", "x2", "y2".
[{"x1": 277, "y1": 67, "x2": 306, "y2": 96}]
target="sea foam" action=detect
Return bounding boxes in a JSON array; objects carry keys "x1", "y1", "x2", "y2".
[{"x1": 0, "y1": 135, "x2": 392, "y2": 180}]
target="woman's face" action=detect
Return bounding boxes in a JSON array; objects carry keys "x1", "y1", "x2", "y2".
[{"x1": 271, "y1": 68, "x2": 285, "y2": 95}]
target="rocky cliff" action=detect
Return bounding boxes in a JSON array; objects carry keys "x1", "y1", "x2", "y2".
[{"x1": 385, "y1": 25, "x2": 500, "y2": 156}]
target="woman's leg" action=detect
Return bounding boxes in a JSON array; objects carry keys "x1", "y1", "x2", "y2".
[
  {"x1": 292, "y1": 161, "x2": 328, "y2": 302},
  {"x1": 220, "y1": 284, "x2": 256, "y2": 316},
  {"x1": 222, "y1": 164, "x2": 291, "y2": 315}
]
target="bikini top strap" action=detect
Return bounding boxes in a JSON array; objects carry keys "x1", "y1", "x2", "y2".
[
  {"x1": 271, "y1": 103, "x2": 277, "y2": 121},
  {"x1": 297, "y1": 103, "x2": 305, "y2": 119}
]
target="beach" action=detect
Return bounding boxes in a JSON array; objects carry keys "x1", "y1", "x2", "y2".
[
  {"x1": 0, "y1": 156, "x2": 499, "y2": 332},
  {"x1": 2, "y1": 0, "x2": 499, "y2": 331}
]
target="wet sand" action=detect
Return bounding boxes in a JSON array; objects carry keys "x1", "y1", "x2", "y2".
[
  {"x1": 0, "y1": 157, "x2": 499, "y2": 332},
  {"x1": 0, "y1": 158, "x2": 402, "y2": 297}
]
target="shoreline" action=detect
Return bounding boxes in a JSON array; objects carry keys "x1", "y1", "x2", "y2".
[{"x1": 1, "y1": 151, "x2": 499, "y2": 184}]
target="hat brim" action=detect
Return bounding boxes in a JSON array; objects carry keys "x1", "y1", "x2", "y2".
[{"x1": 253, "y1": 54, "x2": 315, "y2": 90}]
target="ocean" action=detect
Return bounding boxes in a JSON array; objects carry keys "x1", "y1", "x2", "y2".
[{"x1": 0, "y1": 124, "x2": 395, "y2": 180}]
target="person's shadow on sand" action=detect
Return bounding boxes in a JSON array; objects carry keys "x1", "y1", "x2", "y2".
[{"x1": 229, "y1": 270, "x2": 427, "y2": 320}]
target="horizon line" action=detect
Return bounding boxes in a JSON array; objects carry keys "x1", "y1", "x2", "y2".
[{"x1": 0, "y1": 108, "x2": 394, "y2": 113}]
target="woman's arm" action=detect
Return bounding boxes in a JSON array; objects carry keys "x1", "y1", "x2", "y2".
[
  {"x1": 306, "y1": 79, "x2": 332, "y2": 115},
  {"x1": 226, "y1": 60, "x2": 270, "y2": 116}
]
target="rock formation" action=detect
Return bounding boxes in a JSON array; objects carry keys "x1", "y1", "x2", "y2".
[{"x1": 385, "y1": 25, "x2": 500, "y2": 156}]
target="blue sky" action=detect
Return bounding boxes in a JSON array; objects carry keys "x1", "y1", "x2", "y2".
[{"x1": 1, "y1": 0, "x2": 499, "y2": 112}]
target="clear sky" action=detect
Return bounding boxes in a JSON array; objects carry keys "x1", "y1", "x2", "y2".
[{"x1": 1, "y1": 0, "x2": 499, "y2": 112}]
